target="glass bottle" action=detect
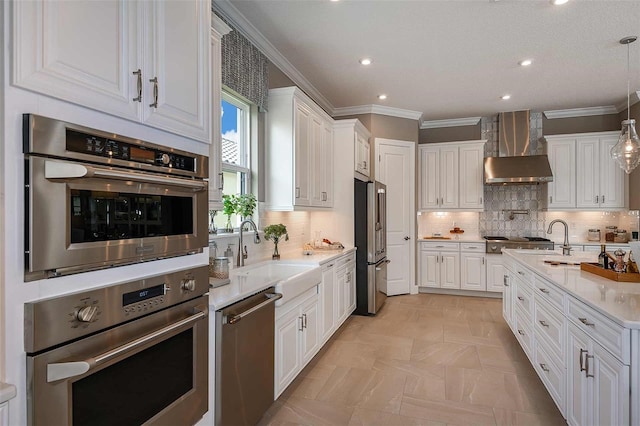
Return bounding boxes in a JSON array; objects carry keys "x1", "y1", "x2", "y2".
[
  {"x1": 599, "y1": 244, "x2": 609, "y2": 269},
  {"x1": 613, "y1": 249, "x2": 627, "y2": 273}
]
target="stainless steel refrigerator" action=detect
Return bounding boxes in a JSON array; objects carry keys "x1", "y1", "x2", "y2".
[{"x1": 354, "y1": 179, "x2": 388, "y2": 315}]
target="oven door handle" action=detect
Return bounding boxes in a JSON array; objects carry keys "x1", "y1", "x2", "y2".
[
  {"x1": 44, "y1": 160, "x2": 207, "y2": 191},
  {"x1": 47, "y1": 307, "x2": 208, "y2": 383}
]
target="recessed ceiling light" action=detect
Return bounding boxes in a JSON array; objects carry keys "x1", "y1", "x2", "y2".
[
  {"x1": 501, "y1": 94, "x2": 511, "y2": 100},
  {"x1": 330, "y1": 0, "x2": 340, "y2": 2},
  {"x1": 359, "y1": 58, "x2": 372, "y2": 66},
  {"x1": 378, "y1": 94, "x2": 387, "y2": 100},
  {"x1": 551, "y1": 0, "x2": 569, "y2": 5},
  {"x1": 519, "y1": 59, "x2": 533, "y2": 66}
]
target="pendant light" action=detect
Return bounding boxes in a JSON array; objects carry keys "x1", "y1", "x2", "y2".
[{"x1": 611, "y1": 36, "x2": 640, "y2": 174}]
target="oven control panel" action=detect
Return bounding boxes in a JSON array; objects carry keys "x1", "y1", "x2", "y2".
[{"x1": 65, "y1": 129, "x2": 196, "y2": 172}]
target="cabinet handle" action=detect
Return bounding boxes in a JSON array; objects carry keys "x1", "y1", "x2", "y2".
[
  {"x1": 586, "y1": 354, "x2": 594, "y2": 378},
  {"x1": 517, "y1": 271, "x2": 525, "y2": 276},
  {"x1": 595, "y1": 195, "x2": 599, "y2": 203},
  {"x1": 539, "y1": 288, "x2": 550, "y2": 294},
  {"x1": 550, "y1": 195, "x2": 553, "y2": 204},
  {"x1": 482, "y1": 257, "x2": 485, "y2": 265},
  {"x1": 579, "y1": 348, "x2": 587, "y2": 372},
  {"x1": 578, "y1": 317, "x2": 595, "y2": 327},
  {"x1": 480, "y1": 197, "x2": 483, "y2": 204},
  {"x1": 601, "y1": 195, "x2": 605, "y2": 203},
  {"x1": 503, "y1": 275, "x2": 509, "y2": 287},
  {"x1": 539, "y1": 363, "x2": 549, "y2": 373},
  {"x1": 218, "y1": 172, "x2": 224, "y2": 191},
  {"x1": 363, "y1": 160, "x2": 367, "y2": 168},
  {"x1": 295, "y1": 187, "x2": 300, "y2": 198},
  {"x1": 517, "y1": 296, "x2": 524, "y2": 301},
  {"x1": 132, "y1": 69, "x2": 142, "y2": 102},
  {"x1": 404, "y1": 236, "x2": 411, "y2": 241},
  {"x1": 149, "y1": 77, "x2": 159, "y2": 108},
  {"x1": 302, "y1": 313, "x2": 307, "y2": 329},
  {"x1": 435, "y1": 245, "x2": 445, "y2": 248},
  {"x1": 517, "y1": 329, "x2": 525, "y2": 336},
  {"x1": 539, "y1": 320, "x2": 549, "y2": 328},
  {"x1": 299, "y1": 316, "x2": 304, "y2": 331}
]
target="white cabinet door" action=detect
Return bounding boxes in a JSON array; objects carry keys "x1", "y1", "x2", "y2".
[
  {"x1": 355, "y1": 132, "x2": 371, "y2": 177},
  {"x1": 320, "y1": 263, "x2": 335, "y2": 344},
  {"x1": 209, "y1": 27, "x2": 224, "y2": 206},
  {"x1": 598, "y1": 136, "x2": 626, "y2": 209},
  {"x1": 591, "y1": 340, "x2": 630, "y2": 426},
  {"x1": 576, "y1": 138, "x2": 600, "y2": 209},
  {"x1": 419, "y1": 249, "x2": 440, "y2": 288},
  {"x1": 0, "y1": 402, "x2": 7, "y2": 426},
  {"x1": 486, "y1": 255, "x2": 505, "y2": 293},
  {"x1": 348, "y1": 263, "x2": 356, "y2": 314},
  {"x1": 13, "y1": 0, "x2": 140, "y2": 119},
  {"x1": 335, "y1": 267, "x2": 348, "y2": 322},
  {"x1": 275, "y1": 308, "x2": 302, "y2": 397},
  {"x1": 502, "y1": 271, "x2": 513, "y2": 327},
  {"x1": 310, "y1": 115, "x2": 325, "y2": 206},
  {"x1": 461, "y1": 252, "x2": 485, "y2": 291},
  {"x1": 418, "y1": 147, "x2": 440, "y2": 210},
  {"x1": 294, "y1": 101, "x2": 312, "y2": 206},
  {"x1": 142, "y1": 0, "x2": 210, "y2": 142},
  {"x1": 547, "y1": 139, "x2": 576, "y2": 209},
  {"x1": 301, "y1": 297, "x2": 320, "y2": 365},
  {"x1": 440, "y1": 252, "x2": 460, "y2": 289},
  {"x1": 322, "y1": 121, "x2": 334, "y2": 207},
  {"x1": 439, "y1": 146, "x2": 459, "y2": 209},
  {"x1": 458, "y1": 144, "x2": 484, "y2": 209}
]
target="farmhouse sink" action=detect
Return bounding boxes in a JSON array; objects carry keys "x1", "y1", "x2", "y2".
[{"x1": 233, "y1": 262, "x2": 322, "y2": 306}]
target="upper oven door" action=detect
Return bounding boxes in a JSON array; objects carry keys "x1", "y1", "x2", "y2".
[{"x1": 25, "y1": 156, "x2": 208, "y2": 280}]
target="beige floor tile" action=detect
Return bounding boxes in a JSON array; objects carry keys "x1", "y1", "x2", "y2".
[
  {"x1": 316, "y1": 340, "x2": 377, "y2": 369},
  {"x1": 372, "y1": 321, "x2": 445, "y2": 342},
  {"x1": 371, "y1": 358, "x2": 447, "y2": 402},
  {"x1": 262, "y1": 395, "x2": 354, "y2": 426},
  {"x1": 411, "y1": 340, "x2": 482, "y2": 370},
  {"x1": 475, "y1": 344, "x2": 536, "y2": 377},
  {"x1": 400, "y1": 395, "x2": 497, "y2": 425},
  {"x1": 493, "y1": 407, "x2": 566, "y2": 426},
  {"x1": 348, "y1": 407, "x2": 445, "y2": 426}
]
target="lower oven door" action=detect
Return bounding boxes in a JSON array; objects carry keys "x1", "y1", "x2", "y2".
[
  {"x1": 27, "y1": 296, "x2": 208, "y2": 426},
  {"x1": 26, "y1": 156, "x2": 208, "y2": 280}
]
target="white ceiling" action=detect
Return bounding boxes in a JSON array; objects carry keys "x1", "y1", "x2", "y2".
[{"x1": 217, "y1": 0, "x2": 640, "y2": 122}]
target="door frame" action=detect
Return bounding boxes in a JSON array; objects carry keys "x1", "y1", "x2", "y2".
[{"x1": 374, "y1": 138, "x2": 417, "y2": 295}]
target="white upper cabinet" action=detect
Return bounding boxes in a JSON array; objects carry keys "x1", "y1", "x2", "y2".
[
  {"x1": 266, "y1": 87, "x2": 334, "y2": 210},
  {"x1": 418, "y1": 140, "x2": 485, "y2": 211},
  {"x1": 12, "y1": 0, "x2": 211, "y2": 143},
  {"x1": 354, "y1": 124, "x2": 371, "y2": 179},
  {"x1": 546, "y1": 132, "x2": 626, "y2": 210}
]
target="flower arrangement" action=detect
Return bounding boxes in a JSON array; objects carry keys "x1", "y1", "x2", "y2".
[
  {"x1": 264, "y1": 224, "x2": 289, "y2": 260},
  {"x1": 222, "y1": 194, "x2": 238, "y2": 232}
]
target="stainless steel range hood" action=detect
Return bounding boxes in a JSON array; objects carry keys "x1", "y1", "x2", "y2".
[{"x1": 484, "y1": 110, "x2": 553, "y2": 185}]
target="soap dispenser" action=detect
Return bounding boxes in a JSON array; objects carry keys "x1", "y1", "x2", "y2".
[{"x1": 224, "y1": 244, "x2": 234, "y2": 269}]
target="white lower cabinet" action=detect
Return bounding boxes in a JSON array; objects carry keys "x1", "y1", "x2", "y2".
[
  {"x1": 486, "y1": 254, "x2": 505, "y2": 293},
  {"x1": 0, "y1": 403, "x2": 7, "y2": 426},
  {"x1": 419, "y1": 242, "x2": 460, "y2": 289},
  {"x1": 319, "y1": 262, "x2": 336, "y2": 344},
  {"x1": 460, "y1": 244, "x2": 485, "y2": 291},
  {"x1": 275, "y1": 287, "x2": 319, "y2": 398},
  {"x1": 336, "y1": 255, "x2": 356, "y2": 324},
  {"x1": 567, "y1": 322, "x2": 629, "y2": 426}
]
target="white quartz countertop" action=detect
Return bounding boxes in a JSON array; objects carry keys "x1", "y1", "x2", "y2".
[
  {"x1": 418, "y1": 236, "x2": 484, "y2": 243},
  {"x1": 209, "y1": 247, "x2": 355, "y2": 310},
  {"x1": 0, "y1": 382, "x2": 16, "y2": 404},
  {"x1": 503, "y1": 249, "x2": 640, "y2": 328}
]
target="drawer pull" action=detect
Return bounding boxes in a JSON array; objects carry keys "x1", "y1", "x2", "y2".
[
  {"x1": 579, "y1": 349, "x2": 587, "y2": 372},
  {"x1": 517, "y1": 296, "x2": 524, "y2": 301},
  {"x1": 517, "y1": 329, "x2": 525, "y2": 336},
  {"x1": 539, "y1": 363, "x2": 549, "y2": 373},
  {"x1": 539, "y1": 288, "x2": 550, "y2": 294},
  {"x1": 578, "y1": 317, "x2": 595, "y2": 327},
  {"x1": 539, "y1": 320, "x2": 550, "y2": 328},
  {"x1": 586, "y1": 354, "x2": 594, "y2": 378},
  {"x1": 517, "y1": 271, "x2": 525, "y2": 276}
]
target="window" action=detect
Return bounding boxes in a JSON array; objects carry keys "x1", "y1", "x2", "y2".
[{"x1": 215, "y1": 91, "x2": 253, "y2": 230}]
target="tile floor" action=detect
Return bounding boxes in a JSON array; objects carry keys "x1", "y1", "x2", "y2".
[{"x1": 259, "y1": 293, "x2": 566, "y2": 426}]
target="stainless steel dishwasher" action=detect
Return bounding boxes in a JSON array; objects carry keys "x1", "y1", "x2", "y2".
[{"x1": 215, "y1": 287, "x2": 282, "y2": 426}]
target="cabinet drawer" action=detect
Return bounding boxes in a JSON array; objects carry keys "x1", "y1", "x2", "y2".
[
  {"x1": 421, "y1": 241, "x2": 459, "y2": 252},
  {"x1": 513, "y1": 264, "x2": 533, "y2": 284},
  {"x1": 514, "y1": 279, "x2": 533, "y2": 317},
  {"x1": 514, "y1": 306, "x2": 534, "y2": 358},
  {"x1": 533, "y1": 298, "x2": 565, "y2": 360},
  {"x1": 568, "y1": 297, "x2": 630, "y2": 364},
  {"x1": 533, "y1": 276, "x2": 564, "y2": 312},
  {"x1": 335, "y1": 252, "x2": 355, "y2": 268},
  {"x1": 534, "y1": 340, "x2": 566, "y2": 416},
  {"x1": 460, "y1": 243, "x2": 484, "y2": 252}
]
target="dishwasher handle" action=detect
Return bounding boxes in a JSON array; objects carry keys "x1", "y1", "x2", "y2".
[{"x1": 226, "y1": 292, "x2": 282, "y2": 325}]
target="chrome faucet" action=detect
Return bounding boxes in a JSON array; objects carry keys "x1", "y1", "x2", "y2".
[
  {"x1": 547, "y1": 219, "x2": 572, "y2": 256},
  {"x1": 237, "y1": 219, "x2": 260, "y2": 267}
]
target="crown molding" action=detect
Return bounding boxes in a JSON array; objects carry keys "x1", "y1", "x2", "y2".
[
  {"x1": 419, "y1": 117, "x2": 481, "y2": 129},
  {"x1": 614, "y1": 91, "x2": 640, "y2": 113},
  {"x1": 543, "y1": 105, "x2": 619, "y2": 119},
  {"x1": 211, "y1": 12, "x2": 232, "y2": 36},
  {"x1": 333, "y1": 104, "x2": 423, "y2": 121},
  {"x1": 213, "y1": 0, "x2": 334, "y2": 114}
]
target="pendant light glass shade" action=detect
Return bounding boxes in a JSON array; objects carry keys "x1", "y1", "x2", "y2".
[{"x1": 611, "y1": 119, "x2": 640, "y2": 173}]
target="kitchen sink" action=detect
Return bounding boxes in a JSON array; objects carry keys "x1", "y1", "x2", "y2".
[{"x1": 233, "y1": 262, "x2": 322, "y2": 306}]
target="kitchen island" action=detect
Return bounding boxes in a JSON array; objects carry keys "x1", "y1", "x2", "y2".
[{"x1": 502, "y1": 249, "x2": 640, "y2": 426}]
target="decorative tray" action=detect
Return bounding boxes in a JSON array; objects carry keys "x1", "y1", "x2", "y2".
[{"x1": 580, "y1": 262, "x2": 640, "y2": 282}]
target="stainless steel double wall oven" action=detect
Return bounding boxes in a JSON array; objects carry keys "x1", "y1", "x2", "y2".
[{"x1": 23, "y1": 114, "x2": 209, "y2": 280}]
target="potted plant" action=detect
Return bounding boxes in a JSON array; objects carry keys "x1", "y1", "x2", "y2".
[
  {"x1": 264, "y1": 224, "x2": 289, "y2": 260},
  {"x1": 222, "y1": 194, "x2": 238, "y2": 232},
  {"x1": 237, "y1": 193, "x2": 257, "y2": 229}
]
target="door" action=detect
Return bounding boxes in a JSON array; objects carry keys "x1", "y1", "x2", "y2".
[
  {"x1": 275, "y1": 308, "x2": 302, "y2": 396},
  {"x1": 576, "y1": 138, "x2": 600, "y2": 209},
  {"x1": 440, "y1": 252, "x2": 460, "y2": 289},
  {"x1": 459, "y1": 144, "x2": 484, "y2": 209},
  {"x1": 567, "y1": 323, "x2": 590, "y2": 426},
  {"x1": 419, "y1": 249, "x2": 439, "y2": 288},
  {"x1": 301, "y1": 298, "x2": 319, "y2": 365},
  {"x1": 591, "y1": 341, "x2": 629, "y2": 426},
  {"x1": 418, "y1": 146, "x2": 439, "y2": 210},
  {"x1": 486, "y1": 255, "x2": 505, "y2": 293},
  {"x1": 599, "y1": 136, "x2": 626, "y2": 209},
  {"x1": 460, "y1": 252, "x2": 485, "y2": 291},
  {"x1": 310, "y1": 115, "x2": 325, "y2": 206},
  {"x1": 209, "y1": 28, "x2": 224, "y2": 205},
  {"x1": 376, "y1": 138, "x2": 416, "y2": 295},
  {"x1": 320, "y1": 263, "x2": 335, "y2": 343},
  {"x1": 547, "y1": 139, "x2": 576, "y2": 209},
  {"x1": 293, "y1": 101, "x2": 312, "y2": 206},
  {"x1": 439, "y1": 146, "x2": 459, "y2": 209}
]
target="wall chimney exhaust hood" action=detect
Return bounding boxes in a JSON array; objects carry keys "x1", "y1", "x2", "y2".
[{"x1": 484, "y1": 110, "x2": 553, "y2": 185}]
